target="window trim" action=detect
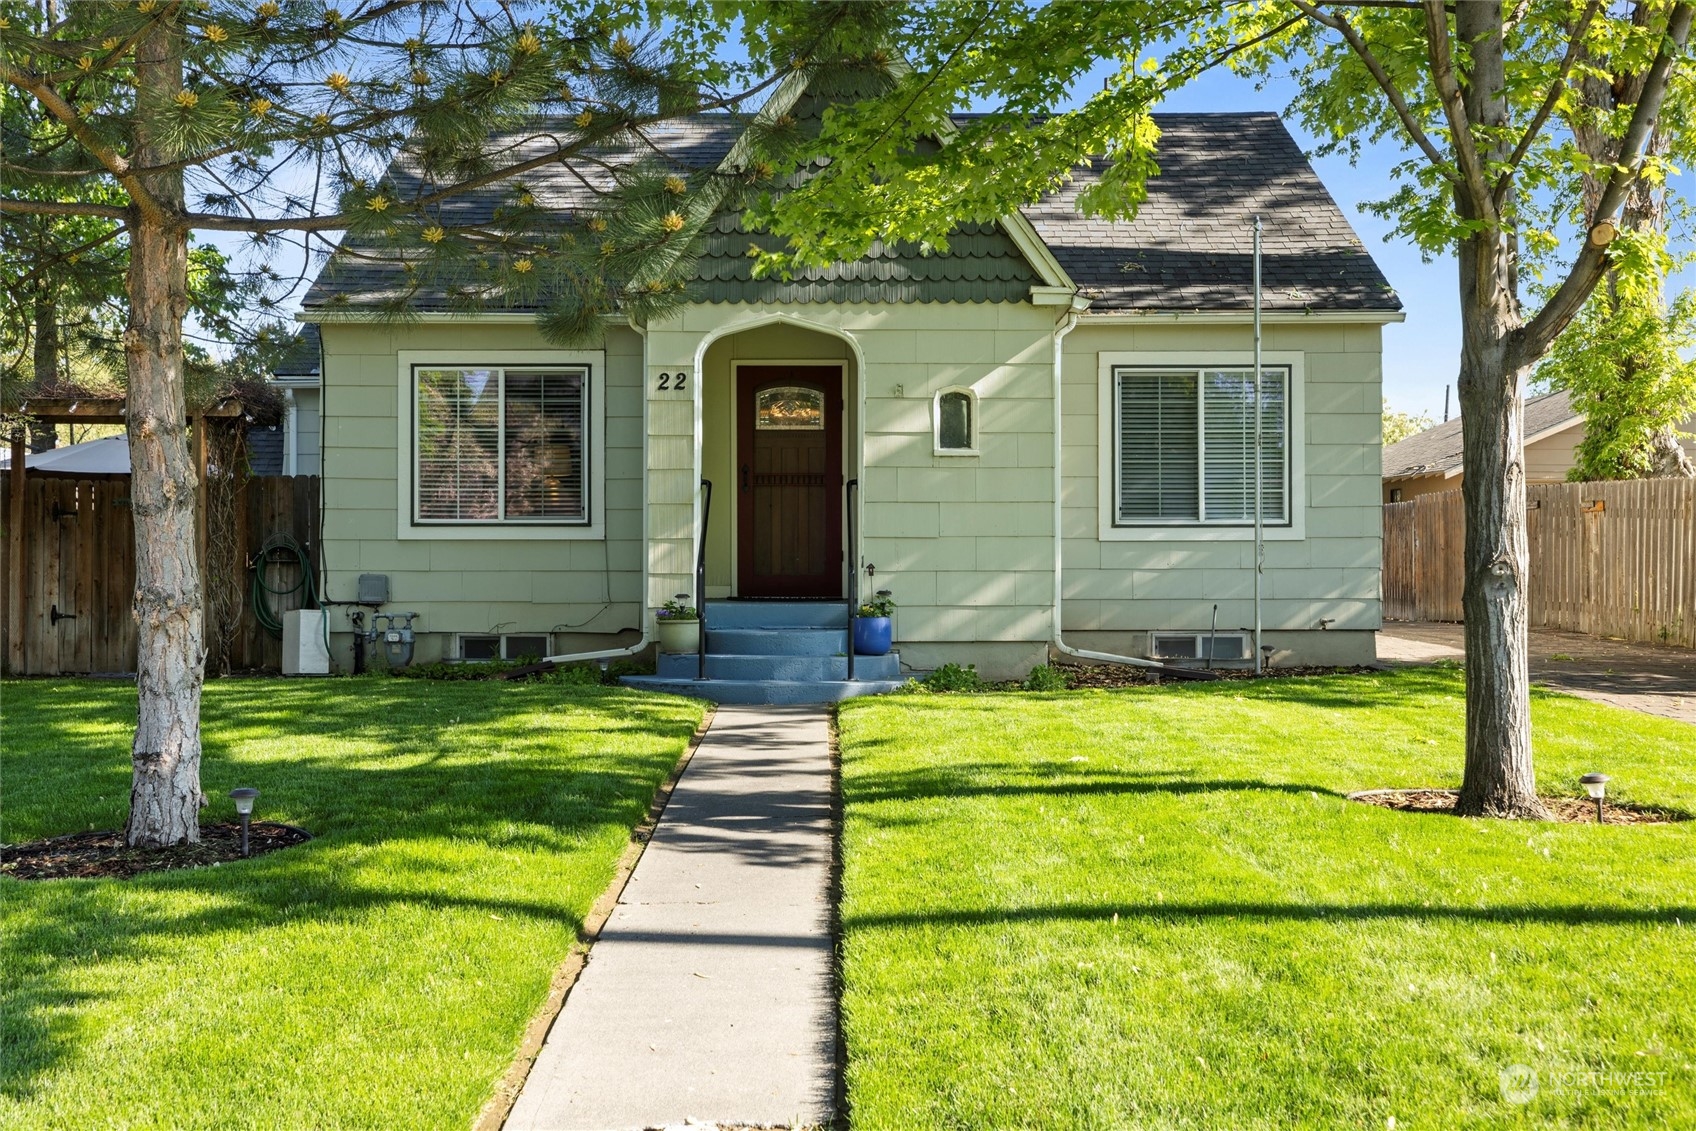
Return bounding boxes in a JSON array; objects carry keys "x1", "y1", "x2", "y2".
[
  {"x1": 932, "y1": 385, "x2": 979, "y2": 456},
  {"x1": 1096, "y1": 351, "x2": 1306, "y2": 542},
  {"x1": 396, "y1": 349, "x2": 605, "y2": 541}
]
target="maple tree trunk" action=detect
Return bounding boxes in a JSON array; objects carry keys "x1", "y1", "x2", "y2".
[{"x1": 124, "y1": 18, "x2": 205, "y2": 848}]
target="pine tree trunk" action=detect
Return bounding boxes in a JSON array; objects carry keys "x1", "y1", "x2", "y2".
[
  {"x1": 124, "y1": 18, "x2": 204, "y2": 848},
  {"x1": 29, "y1": 301, "x2": 59, "y2": 454}
]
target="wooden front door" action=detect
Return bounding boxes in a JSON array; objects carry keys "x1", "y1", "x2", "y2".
[{"x1": 736, "y1": 366, "x2": 843, "y2": 598}]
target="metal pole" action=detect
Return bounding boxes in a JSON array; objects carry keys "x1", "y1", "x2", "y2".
[{"x1": 1253, "y1": 216, "x2": 1264, "y2": 676}]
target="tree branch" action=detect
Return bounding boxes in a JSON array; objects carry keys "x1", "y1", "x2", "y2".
[
  {"x1": 0, "y1": 65, "x2": 170, "y2": 222},
  {"x1": 1421, "y1": 0, "x2": 1496, "y2": 221},
  {"x1": 1513, "y1": 1, "x2": 1695, "y2": 366},
  {"x1": 1494, "y1": 0, "x2": 1602, "y2": 208},
  {"x1": 0, "y1": 197, "x2": 130, "y2": 220},
  {"x1": 1288, "y1": 0, "x2": 1459, "y2": 182}
]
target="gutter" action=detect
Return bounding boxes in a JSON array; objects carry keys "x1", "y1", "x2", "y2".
[
  {"x1": 1048, "y1": 312, "x2": 1216, "y2": 679},
  {"x1": 541, "y1": 314, "x2": 653, "y2": 665}
]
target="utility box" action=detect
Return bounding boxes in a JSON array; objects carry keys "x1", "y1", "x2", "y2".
[
  {"x1": 282, "y1": 609, "x2": 331, "y2": 675},
  {"x1": 357, "y1": 573, "x2": 390, "y2": 604}
]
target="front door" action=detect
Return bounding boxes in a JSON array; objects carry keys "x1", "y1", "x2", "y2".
[{"x1": 736, "y1": 366, "x2": 843, "y2": 598}]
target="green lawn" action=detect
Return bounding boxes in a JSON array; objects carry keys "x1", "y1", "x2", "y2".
[
  {"x1": 0, "y1": 678, "x2": 705, "y2": 1131},
  {"x1": 838, "y1": 667, "x2": 1696, "y2": 1130}
]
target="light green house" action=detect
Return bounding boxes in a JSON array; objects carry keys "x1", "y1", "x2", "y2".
[{"x1": 294, "y1": 102, "x2": 1401, "y2": 693}]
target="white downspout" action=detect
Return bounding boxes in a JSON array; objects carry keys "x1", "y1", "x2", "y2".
[
  {"x1": 282, "y1": 388, "x2": 298, "y2": 477},
  {"x1": 542, "y1": 315, "x2": 653, "y2": 664},
  {"x1": 1049, "y1": 310, "x2": 1168, "y2": 672}
]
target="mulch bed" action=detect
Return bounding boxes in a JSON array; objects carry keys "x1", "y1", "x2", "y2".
[
  {"x1": 1058, "y1": 663, "x2": 1382, "y2": 689},
  {"x1": 1, "y1": 821, "x2": 313, "y2": 880},
  {"x1": 1348, "y1": 789, "x2": 1688, "y2": 825}
]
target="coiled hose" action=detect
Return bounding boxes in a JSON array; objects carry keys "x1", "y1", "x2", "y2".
[{"x1": 250, "y1": 535, "x2": 328, "y2": 652}]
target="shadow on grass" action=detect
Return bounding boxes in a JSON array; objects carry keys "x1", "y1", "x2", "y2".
[
  {"x1": 0, "y1": 679, "x2": 703, "y2": 1106},
  {"x1": 845, "y1": 899, "x2": 1696, "y2": 933},
  {"x1": 846, "y1": 761, "x2": 1347, "y2": 808}
]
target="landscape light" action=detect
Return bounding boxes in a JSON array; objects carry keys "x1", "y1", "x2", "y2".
[
  {"x1": 1579, "y1": 773, "x2": 1609, "y2": 824},
  {"x1": 229, "y1": 787, "x2": 260, "y2": 856}
]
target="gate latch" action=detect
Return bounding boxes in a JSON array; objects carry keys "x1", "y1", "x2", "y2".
[{"x1": 50, "y1": 604, "x2": 77, "y2": 626}]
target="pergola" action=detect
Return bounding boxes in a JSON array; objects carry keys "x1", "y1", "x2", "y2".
[{"x1": 3, "y1": 395, "x2": 242, "y2": 673}]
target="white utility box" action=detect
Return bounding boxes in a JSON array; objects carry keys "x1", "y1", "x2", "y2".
[{"x1": 282, "y1": 608, "x2": 331, "y2": 675}]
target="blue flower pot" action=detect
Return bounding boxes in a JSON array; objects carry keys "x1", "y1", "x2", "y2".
[{"x1": 852, "y1": 616, "x2": 892, "y2": 657}]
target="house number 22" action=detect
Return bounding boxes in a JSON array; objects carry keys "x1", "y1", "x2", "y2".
[{"x1": 656, "y1": 371, "x2": 689, "y2": 391}]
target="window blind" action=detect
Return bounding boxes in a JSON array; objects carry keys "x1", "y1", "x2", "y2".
[
  {"x1": 1202, "y1": 370, "x2": 1286, "y2": 522},
  {"x1": 504, "y1": 370, "x2": 585, "y2": 519},
  {"x1": 1118, "y1": 370, "x2": 1199, "y2": 521},
  {"x1": 415, "y1": 366, "x2": 588, "y2": 523},
  {"x1": 1115, "y1": 366, "x2": 1288, "y2": 525},
  {"x1": 417, "y1": 368, "x2": 499, "y2": 520}
]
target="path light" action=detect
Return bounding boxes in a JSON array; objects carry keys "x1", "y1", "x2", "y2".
[
  {"x1": 229, "y1": 787, "x2": 260, "y2": 856},
  {"x1": 1580, "y1": 773, "x2": 1610, "y2": 824}
]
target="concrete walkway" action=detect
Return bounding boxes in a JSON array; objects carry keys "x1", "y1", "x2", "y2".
[
  {"x1": 1379, "y1": 623, "x2": 1696, "y2": 723},
  {"x1": 505, "y1": 705, "x2": 836, "y2": 1131}
]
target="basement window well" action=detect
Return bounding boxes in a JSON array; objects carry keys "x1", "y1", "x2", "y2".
[
  {"x1": 1150, "y1": 631, "x2": 1250, "y2": 662},
  {"x1": 459, "y1": 633, "x2": 552, "y2": 661}
]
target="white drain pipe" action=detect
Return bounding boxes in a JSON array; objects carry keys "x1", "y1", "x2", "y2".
[
  {"x1": 1049, "y1": 310, "x2": 1168, "y2": 673},
  {"x1": 543, "y1": 315, "x2": 653, "y2": 665}
]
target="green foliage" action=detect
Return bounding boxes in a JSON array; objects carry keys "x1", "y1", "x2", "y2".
[
  {"x1": 1021, "y1": 663, "x2": 1074, "y2": 692},
  {"x1": 858, "y1": 593, "x2": 896, "y2": 618},
  {"x1": 657, "y1": 597, "x2": 698, "y2": 621},
  {"x1": 923, "y1": 662, "x2": 984, "y2": 693},
  {"x1": 1540, "y1": 231, "x2": 1696, "y2": 480},
  {"x1": 1381, "y1": 400, "x2": 1433, "y2": 446}
]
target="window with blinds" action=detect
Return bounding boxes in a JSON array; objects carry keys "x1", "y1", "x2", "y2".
[
  {"x1": 414, "y1": 366, "x2": 589, "y2": 524},
  {"x1": 1115, "y1": 366, "x2": 1289, "y2": 525}
]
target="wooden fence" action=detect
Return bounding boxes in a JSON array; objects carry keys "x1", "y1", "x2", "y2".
[
  {"x1": 1383, "y1": 479, "x2": 1696, "y2": 648},
  {"x1": 1, "y1": 473, "x2": 319, "y2": 675}
]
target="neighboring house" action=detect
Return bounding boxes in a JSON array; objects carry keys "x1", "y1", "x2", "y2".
[
  {"x1": 254, "y1": 324, "x2": 323, "y2": 477},
  {"x1": 0, "y1": 436, "x2": 129, "y2": 474},
  {"x1": 1382, "y1": 388, "x2": 1696, "y2": 502},
  {"x1": 294, "y1": 83, "x2": 1402, "y2": 688}
]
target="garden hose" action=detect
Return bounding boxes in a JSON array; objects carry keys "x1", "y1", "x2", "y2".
[{"x1": 249, "y1": 534, "x2": 327, "y2": 652}]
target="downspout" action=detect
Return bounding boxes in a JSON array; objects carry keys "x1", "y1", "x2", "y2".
[
  {"x1": 1049, "y1": 310, "x2": 1169, "y2": 672},
  {"x1": 542, "y1": 314, "x2": 653, "y2": 664},
  {"x1": 282, "y1": 388, "x2": 298, "y2": 478}
]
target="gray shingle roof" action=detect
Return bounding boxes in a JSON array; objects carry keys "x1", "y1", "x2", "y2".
[
  {"x1": 1024, "y1": 113, "x2": 1397, "y2": 312},
  {"x1": 272, "y1": 323, "x2": 321, "y2": 377},
  {"x1": 1383, "y1": 389, "x2": 1580, "y2": 480},
  {"x1": 302, "y1": 109, "x2": 1397, "y2": 314}
]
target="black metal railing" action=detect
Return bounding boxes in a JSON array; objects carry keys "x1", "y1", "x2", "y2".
[
  {"x1": 696, "y1": 478, "x2": 712, "y2": 682},
  {"x1": 845, "y1": 477, "x2": 859, "y2": 682}
]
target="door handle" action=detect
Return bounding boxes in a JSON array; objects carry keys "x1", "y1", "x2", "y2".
[
  {"x1": 741, "y1": 463, "x2": 749, "y2": 492},
  {"x1": 50, "y1": 604, "x2": 76, "y2": 625}
]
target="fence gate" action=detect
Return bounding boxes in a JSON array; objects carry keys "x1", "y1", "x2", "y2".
[{"x1": 2, "y1": 472, "x2": 319, "y2": 675}]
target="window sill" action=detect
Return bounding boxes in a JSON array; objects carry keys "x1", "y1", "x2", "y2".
[
  {"x1": 933, "y1": 448, "x2": 980, "y2": 458},
  {"x1": 397, "y1": 522, "x2": 605, "y2": 541},
  {"x1": 1098, "y1": 522, "x2": 1304, "y2": 542}
]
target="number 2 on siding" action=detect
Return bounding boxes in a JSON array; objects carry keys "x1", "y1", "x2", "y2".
[{"x1": 656, "y1": 371, "x2": 690, "y2": 391}]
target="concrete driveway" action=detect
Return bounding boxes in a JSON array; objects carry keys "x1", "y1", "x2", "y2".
[{"x1": 1377, "y1": 623, "x2": 1696, "y2": 724}]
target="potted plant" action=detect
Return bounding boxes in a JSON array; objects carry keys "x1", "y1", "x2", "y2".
[
  {"x1": 853, "y1": 590, "x2": 895, "y2": 657},
  {"x1": 655, "y1": 595, "x2": 700, "y2": 654}
]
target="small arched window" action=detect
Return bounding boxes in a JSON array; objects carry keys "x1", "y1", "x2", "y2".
[{"x1": 934, "y1": 387, "x2": 978, "y2": 455}]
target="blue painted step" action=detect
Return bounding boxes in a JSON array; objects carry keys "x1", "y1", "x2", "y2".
[
  {"x1": 657, "y1": 651, "x2": 902, "y2": 681},
  {"x1": 704, "y1": 600, "x2": 849, "y2": 630},
  {"x1": 707, "y1": 627, "x2": 847, "y2": 656},
  {"x1": 620, "y1": 676, "x2": 909, "y2": 705}
]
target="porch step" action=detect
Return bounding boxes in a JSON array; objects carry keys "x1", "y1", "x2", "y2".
[
  {"x1": 619, "y1": 676, "x2": 909, "y2": 705},
  {"x1": 707, "y1": 627, "x2": 847, "y2": 656},
  {"x1": 703, "y1": 600, "x2": 849, "y2": 630},
  {"x1": 656, "y1": 651, "x2": 901, "y2": 682}
]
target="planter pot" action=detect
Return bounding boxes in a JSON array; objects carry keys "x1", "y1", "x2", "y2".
[
  {"x1": 656, "y1": 618, "x2": 700, "y2": 655},
  {"x1": 852, "y1": 616, "x2": 892, "y2": 657}
]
